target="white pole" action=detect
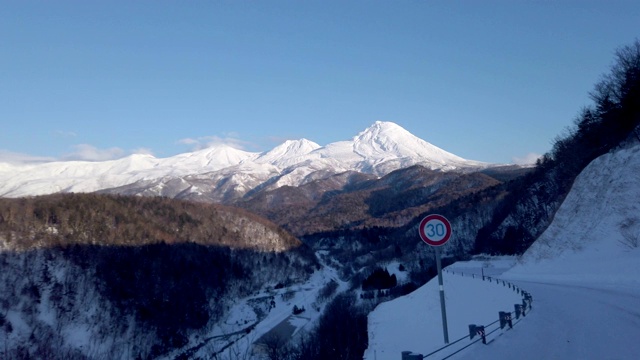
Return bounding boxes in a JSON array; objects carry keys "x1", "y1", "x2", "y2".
[{"x1": 435, "y1": 247, "x2": 449, "y2": 343}]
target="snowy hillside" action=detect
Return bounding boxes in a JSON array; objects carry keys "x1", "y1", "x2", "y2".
[
  {"x1": 0, "y1": 122, "x2": 489, "y2": 198},
  {"x1": 365, "y1": 141, "x2": 640, "y2": 360},
  {"x1": 504, "y1": 141, "x2": 640, "y2": 288}
]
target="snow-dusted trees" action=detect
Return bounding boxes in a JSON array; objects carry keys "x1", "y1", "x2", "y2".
[
  {"x1": 361, "y1": 267, "x2": 397, "y2": 291},
  {"x1": 0, "y1": 193, "x2": 320, "y2": 359}
]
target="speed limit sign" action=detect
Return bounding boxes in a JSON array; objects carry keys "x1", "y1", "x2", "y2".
[
  {"x1": 418, "y1": 213, "x2": 453, "y2": 343},
  {"x1": 419, "y1": 214, "x2": 452, "y2": 246}
]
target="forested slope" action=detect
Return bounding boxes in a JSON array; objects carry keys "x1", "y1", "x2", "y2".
[{"x1": 0, "y1": 194, "x2": 318, "y2": 359}]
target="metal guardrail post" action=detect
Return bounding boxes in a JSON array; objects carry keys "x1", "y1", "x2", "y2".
[
  {"x1": 468, "y1": 324, "x2": 487, "y2": 345},
  {"x1": 401, "y1": 351, "x2": 423, "y2": 359}
]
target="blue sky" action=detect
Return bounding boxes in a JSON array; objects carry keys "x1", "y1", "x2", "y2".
[{"x1": 1, "y1": 1, "x2": 639, "y2": 164}]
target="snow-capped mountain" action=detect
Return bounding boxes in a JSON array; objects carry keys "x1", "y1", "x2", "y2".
[
  {"x1": 314, "y1": 120, "x2": 483, "y2": 174},
  {"x1": 0, "y1": 121, "x2": 490, "y2": 199}
]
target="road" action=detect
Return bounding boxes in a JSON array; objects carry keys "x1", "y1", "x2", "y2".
[{"x1": 456, "y1": 280, "x2": 640, "y2": 360}]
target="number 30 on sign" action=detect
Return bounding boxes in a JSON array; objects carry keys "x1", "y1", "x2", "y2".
[{"x1": 419, "y1": 214, "x2": 452, "y2": 246}]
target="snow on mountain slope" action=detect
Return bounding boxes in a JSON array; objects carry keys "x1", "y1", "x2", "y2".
[
  {"x1": 0, "y1": 147, "x2": 256, "y2": 198},
  {"x1": 0, "y1": 154, "x2": 159, "y2": 197},
  {"x1": 255, "y1": 139, "x2": 321, "y2": 167},
  {"x1": 160, "y1": 145, "x2": 257, "y2": 173},
  {"x1": 0, "y1": 122, "x2": 489, "y2": 198},
  {"x1": 350, "y1": 121, "x2": 479, "y2": 170},
  {"x1": 311, "y1": 121, "x2": 487, "y2": 175}
]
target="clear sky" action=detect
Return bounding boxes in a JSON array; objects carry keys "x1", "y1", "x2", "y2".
[{"x1": 1, "y1": 1, "x2": 639, "y2": 164}]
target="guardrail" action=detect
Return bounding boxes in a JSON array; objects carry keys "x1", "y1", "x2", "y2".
[{"x1": 401, "y1": 269, "x2": 534, "y2": 360}]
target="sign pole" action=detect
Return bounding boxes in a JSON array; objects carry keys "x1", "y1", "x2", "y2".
[
  {"x1": 419, "y1": 214, "x2": 452, "y2": 345},
  {"x1": 435, "y1": 246, "x2": 449, "y2": 344}
]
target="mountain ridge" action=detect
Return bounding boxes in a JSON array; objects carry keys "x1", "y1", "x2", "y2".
[{"x1": 0, "y1": 121, "x2": 493, "y2": 199}]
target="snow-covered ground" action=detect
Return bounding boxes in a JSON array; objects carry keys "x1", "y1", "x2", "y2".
[
  {"x1": 364, "y1": 258, "x2": 523, "y2": 360},
  {"x1": 366, "y1": 142, "x2": 640, "y2": 359}
]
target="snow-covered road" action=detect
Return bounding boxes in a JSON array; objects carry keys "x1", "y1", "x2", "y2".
[{"x1": 457, "y1": 280, "x2": 640, "y2": 360}]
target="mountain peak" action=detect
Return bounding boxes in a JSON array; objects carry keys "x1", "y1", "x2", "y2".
[
  {"x1": 256, "y1": 138, "x2": 321, "y2": 166},
  {"x1": 355, "y1": 121, "x2": 407, "y2": 140},
  {"x1": 165, "y1": 145, "x2": 256, "y2": 170},
  {"x1": 352, "y1": 121, "x2": 421, "y2": 154},
  {"x1": 348, "y1": 121, "x2": 486, "y2": 173},
  {"x1": 281, "y1": 138, "x2": 321, "y2": 150}
]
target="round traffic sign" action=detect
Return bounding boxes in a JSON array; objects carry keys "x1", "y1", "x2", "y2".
[{"x1": 419, "y1": 214, "x2": 452, "y2": 246}]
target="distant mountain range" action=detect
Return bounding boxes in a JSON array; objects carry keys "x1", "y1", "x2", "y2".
[{"x1": 0, "y1": 121, "x2": 493, "y2": 200}]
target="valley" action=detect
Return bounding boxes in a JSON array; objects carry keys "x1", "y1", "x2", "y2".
[
  {"x1": 161, "y1": 250, "x2": 349, "y2": 360},
  {"x1": 1, "y1": 39, "x2": 639, "y2": 359}
]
